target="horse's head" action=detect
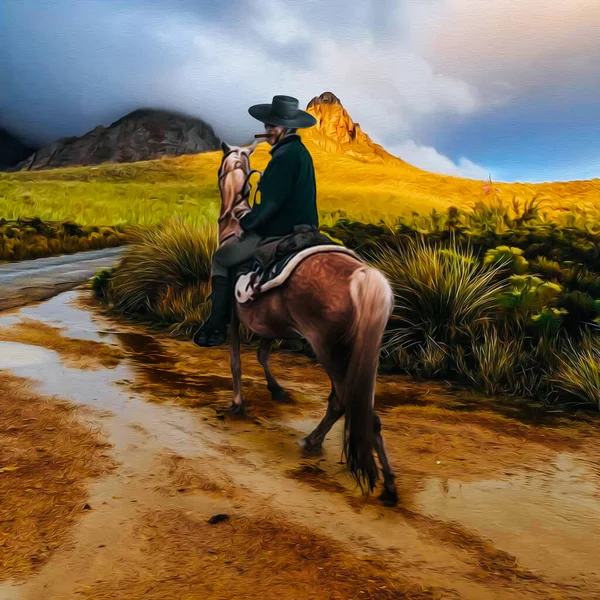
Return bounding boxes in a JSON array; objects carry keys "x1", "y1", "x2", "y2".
[{"x1": 217, "y1": 140, "x2": 258, "y2": 245}]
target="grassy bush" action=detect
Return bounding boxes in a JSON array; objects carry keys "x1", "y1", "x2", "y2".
[
  {"x1": 372, "y1": 238, "x2": 507, "y2": 357},
  {"x1": 94, "y1": 206, "x2": 600, "y2": 411},
  {"x1": 96, "y1": 218, "x2": 217, "y2": 336},
  {"x1": 0, "y1": 217, "x2": 129, "y2": 261}
]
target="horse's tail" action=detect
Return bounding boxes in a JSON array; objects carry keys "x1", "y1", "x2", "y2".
[{"x1": 341, "y1": 265, "x2": 394, "y2": 493}]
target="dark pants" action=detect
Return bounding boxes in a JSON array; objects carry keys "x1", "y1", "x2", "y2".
[{"x1": 211, "y1": 232, "x2": 261, "y2": 279}]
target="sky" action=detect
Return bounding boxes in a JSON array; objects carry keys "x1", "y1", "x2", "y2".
[{"x1": 1, "y1": 0, "x2": 599, "y2": 183}]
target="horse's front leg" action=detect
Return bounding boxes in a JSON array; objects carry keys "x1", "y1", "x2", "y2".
[
  {"x1": 257, "y1": 338, "x2": 287, "y2": 401},
  {"x1": 228, "y1": 309, "x2": 246, "y2": 415}
]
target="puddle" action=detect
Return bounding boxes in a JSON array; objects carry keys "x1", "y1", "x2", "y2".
[
  {"x1": 0, "y1": 339, "x2": 211, "y2": 459},
  {"x1": 113, "y1": 332, "x2": 173, "y2": 364},
  {"x1": 0, "y1": 314, "x2": 21, "y2": 329},
  {"x1": 0, "y1": 342, "x2": 56, "y2": 369},
  {"x1": 416, "y1": 452, "x2": 600, "y2": 582},
  {"x1": 0, "y1": 291, "x2": 119, "y2": 345},
  {"x1": 113, "y1": 331, "x2": 233, "y2": 393}
]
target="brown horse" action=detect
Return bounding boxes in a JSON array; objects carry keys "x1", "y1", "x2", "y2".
[{"x1": 215, "y1": 141, "x2": 398, "y2": 505}]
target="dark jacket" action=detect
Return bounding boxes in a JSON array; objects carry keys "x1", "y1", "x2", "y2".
[{"x1": 239, "y1": 134, "x2": 318, "y2": 238}]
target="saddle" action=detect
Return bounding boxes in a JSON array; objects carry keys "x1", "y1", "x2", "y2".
[{"x1": 234, "y1": 225, "x2": 359, "y2": 303}]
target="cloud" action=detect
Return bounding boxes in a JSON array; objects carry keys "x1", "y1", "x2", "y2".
[
  {"x1": 388, "y1": 140, "x2": 491, "y2": 180},
  {"x1": 418, "y1": 0, "x2": 600, "y2": 106},
  {"x1": 0, "y1": 0, "x2": 479, "y2": 147},
  {"x1": 0, "y1": 0, "x2": 597, "y2": 182}
]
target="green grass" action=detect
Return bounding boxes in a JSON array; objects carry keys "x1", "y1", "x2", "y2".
[
  {"x1": 3, "y1": 139, "x2": 600, "y2": 230},
  {"x1": 4, "y1": 139, "x2": 600, "y2": 410},
  {"x1": 93, "y1": 216, "x2": 600, "y2": 411}
]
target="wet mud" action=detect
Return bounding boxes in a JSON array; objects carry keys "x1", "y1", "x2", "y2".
[{"x1": 0, "y1": 289, "x2": 599, "y2": 599}]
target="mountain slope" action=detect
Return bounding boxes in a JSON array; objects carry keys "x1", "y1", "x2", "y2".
[
  {"x1": 14, "y1": 109, "x2": 221, "y2": 171},
  {"x1": 1, "y1": 90, "x2": 599, "y2": 227}
]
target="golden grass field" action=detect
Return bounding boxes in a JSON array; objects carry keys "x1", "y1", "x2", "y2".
[{"x1": 2, "y1": 135, "x2": 600, "y2": 229}]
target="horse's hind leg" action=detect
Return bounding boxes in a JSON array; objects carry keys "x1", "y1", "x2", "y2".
[
  {"x1": 228, "y1": 311, "x2": 246, "y2": 416},
  {"x1": 298, "y1": 385, "x2": 344, "y2": 453},
  {"x1": 373, "y1": 413, "x2": 398, "y2": 506},
  {"x1": 257, "y1": 338, "x2": 287, "y2": 401}
]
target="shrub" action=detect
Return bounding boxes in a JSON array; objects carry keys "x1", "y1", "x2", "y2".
[
  {"x1": 554, "y1": 291, "x2": 600, "y2": 338},
  {"x1": 104, "y1": 217, "x2": 216, "y2": 321},
  {"x1": 466, "y1": 325, "x2": 525, "y2": 396},
  {"x1": 373, "y1": 237, "x2": 508, "y2": 373},
  {"x1": 483, "y1": 245, "x2": 529, "y2": 274},
  {"x1": 0, "y1": 218, "x2": 129, "y2": 261},
  {"x1": 552, "y1": 333, "x2": 600, "y2": 409}
]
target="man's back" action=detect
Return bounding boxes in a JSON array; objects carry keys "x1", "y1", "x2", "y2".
[{"x1": 244, "y1": 134, "x2": 318, "y2": 239}]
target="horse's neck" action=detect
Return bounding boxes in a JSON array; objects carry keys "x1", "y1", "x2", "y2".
[{"x1": 218, "y1": 198, "x2": 251, "y2": 245}]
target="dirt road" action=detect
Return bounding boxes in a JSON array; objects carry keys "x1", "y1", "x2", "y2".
[
  {"x1": 0, "y1": 290, "x2": 599, "y2": 599},
  {"x1": 0, "y1": 247, "x2": 124, "y2": 311}
]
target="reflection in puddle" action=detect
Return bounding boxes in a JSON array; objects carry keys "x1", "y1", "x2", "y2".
[
  {"x1": 416, "y1": 453, "x2": 600, "y2": 582},
  {"x1": 113, "y1": 331, "x2": 234, "y2": 394}
]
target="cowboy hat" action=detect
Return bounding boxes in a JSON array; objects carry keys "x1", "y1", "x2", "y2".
[{"x1": 248, "y1": 95, "x2": 317, "y2": 129}]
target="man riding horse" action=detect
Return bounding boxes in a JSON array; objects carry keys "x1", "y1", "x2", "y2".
[
  {"x1": 190, "y1": 95, "x2": 398, "y2": 505},
  {"x1": 193, "y1": 95, "x2": 319, "y2": 347}
]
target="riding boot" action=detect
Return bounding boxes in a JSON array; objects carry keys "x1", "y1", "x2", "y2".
[{"x1": 193, "y1": 276, "x2": 233, "y2": 347}]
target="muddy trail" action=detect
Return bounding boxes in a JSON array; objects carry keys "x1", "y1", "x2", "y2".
[{"x1": 0, "y1": 289, "x2": 599, "y2": 599}]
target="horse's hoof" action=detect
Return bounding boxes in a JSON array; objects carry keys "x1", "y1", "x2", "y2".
[
  {"x1": 270, "y1": 387, "x2": 288, "y2": 402},
  {"x1": 297, "y1": 437, "x2": 323, "y2": 455},
  {"x1": 379, "y1": 487, "x2": 398, "y2": 507},
  {"x1": 229, "y1": 403, "x2": 247, "y2": 416}
]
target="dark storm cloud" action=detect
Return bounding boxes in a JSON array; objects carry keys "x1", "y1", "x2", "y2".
[
  {"x1": 0, "y1": 0, "x2": 322, "y2": 144},
  {"x1": 1, "y1": 0, "x2": 598, "y2": 181}
]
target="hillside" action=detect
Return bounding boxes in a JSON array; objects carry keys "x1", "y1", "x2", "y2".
[
  {"x1": 12, "y1": 109, "x2": 221, "y2": 171},
  {"x1": 1, "y1": 91, "x2": 600, "y2": 227}
]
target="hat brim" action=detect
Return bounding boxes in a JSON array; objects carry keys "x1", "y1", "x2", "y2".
[{"x1": 248, "y1": 103, "x2": 317, "y2": 128}]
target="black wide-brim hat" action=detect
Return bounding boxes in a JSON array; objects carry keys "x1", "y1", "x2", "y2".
[{"x1": 248, "y1": 95, "x2": 317, "y2": 129}]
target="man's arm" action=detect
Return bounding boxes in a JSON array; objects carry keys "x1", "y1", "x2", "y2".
[{"x1": 240, "y1": 152, "x2": 297, "y2": 232}]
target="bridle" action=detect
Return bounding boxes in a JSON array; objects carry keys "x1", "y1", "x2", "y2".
[{"x1": 217, "y1": 149, "x2": 262, "y2": 243}]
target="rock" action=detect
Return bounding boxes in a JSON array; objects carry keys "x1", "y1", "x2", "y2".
[
  {"x1": 207, "y1": 513, "x2": 229, "y2": 525},
  {"x1": 14, "y1": 108, "x2": 221, "y2": 171}
]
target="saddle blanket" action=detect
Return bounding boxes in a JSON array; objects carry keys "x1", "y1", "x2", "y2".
[{"x1": 234, "y1": 245, "x2": 360, "y2": 304}]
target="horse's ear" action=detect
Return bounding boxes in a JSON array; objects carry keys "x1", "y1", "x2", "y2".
[
  {"x1": 246, "y1": 140, "x2": 258, "y2": 155},
  {"x1": 221, "y1": 141, "x2": 231, "y2": 154}
]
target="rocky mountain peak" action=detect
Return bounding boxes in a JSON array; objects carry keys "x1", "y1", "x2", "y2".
[
  {"x1": 13, "y1": 109, "x2": 221, "y2": 171},
  {"x1": 303, "y1": 92, "x2": 403, "y2": 165}
]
